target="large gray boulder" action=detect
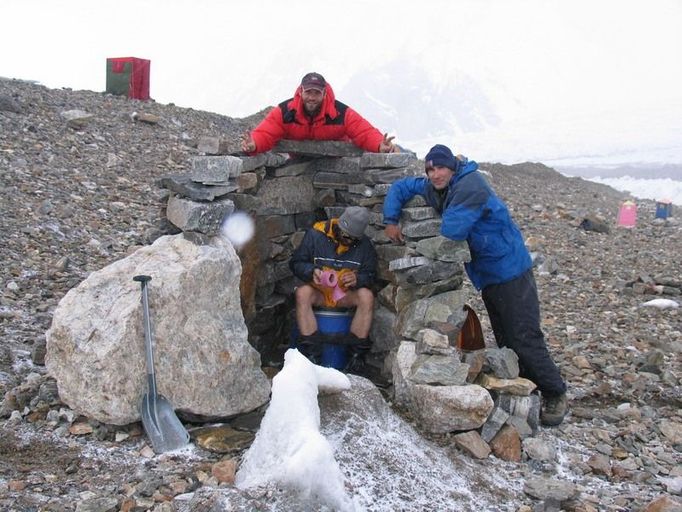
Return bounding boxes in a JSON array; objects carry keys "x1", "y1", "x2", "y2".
[
  {"x1": 46, "y1": 234, "x2": 271, "y2": 425},
  {"x1": 411, "y1": 384, "x2": 494, "y2": 433},
  {"x1": 392, "y1": 340, "x2": 493, "y2": 433}
]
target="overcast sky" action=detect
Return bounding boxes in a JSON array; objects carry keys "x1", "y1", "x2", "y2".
[{"x1": 3, "y1": 0, "x2": 681, "y2": 163}]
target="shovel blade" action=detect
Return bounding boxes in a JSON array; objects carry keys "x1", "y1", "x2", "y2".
[{"x1": 140, "y1": 392, "x2": 190, "y2": 453}]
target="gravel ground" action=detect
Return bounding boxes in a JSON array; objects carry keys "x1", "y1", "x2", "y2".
[{"x1": 1, "y1": 78, "x2": 680, "y2": 511}]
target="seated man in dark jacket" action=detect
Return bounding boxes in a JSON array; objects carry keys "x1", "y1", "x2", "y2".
[
  {"x1": 289, "y1": 206, "x2": 377, "y2": 360},
  {"x1": 383, "y1": 144, "x2": 568, "y2": 427},
  {"x1": 242, "y1": 72, "x2": 397, "y2": 154}
]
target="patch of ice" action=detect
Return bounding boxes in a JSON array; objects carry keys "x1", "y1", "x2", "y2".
[
  {"x1": 640, "y1": 298, "x2": 679, "y2": 309},
  {"x1": 236, "y1": 349, "x2": 352, "y2": 511}
]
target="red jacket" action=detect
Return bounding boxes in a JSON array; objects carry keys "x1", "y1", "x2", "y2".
[{"x1": 249, "y1": 83, "x2": 384, "y2": 153}]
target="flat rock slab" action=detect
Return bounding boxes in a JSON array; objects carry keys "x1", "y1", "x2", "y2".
[
  {"x1": 274, "y1": 139, "x2": 364, "y2": 157},
  {"x1": 157, "y1": 174, "x2": 238, "y2": 201},
  {"x1": 192, "y1": 425, "x2": 255, "y2": 454}
]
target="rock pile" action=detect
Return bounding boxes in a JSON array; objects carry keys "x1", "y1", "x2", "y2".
[
  {"x1": 155, "y1": 140, "x2": 427, "y2": 366},
  {"x1": 155, "y1": 139, "x2": 538, "y2": 446}
]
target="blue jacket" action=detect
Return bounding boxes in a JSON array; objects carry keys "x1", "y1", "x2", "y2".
[{"x1": 383, "y1": 160, "x2": 531, "y2": 290}]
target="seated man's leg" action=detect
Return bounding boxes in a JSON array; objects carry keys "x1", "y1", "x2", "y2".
[
  {"x1": 336, "y1": 287, "x2": 374, "y2": 338},
  {"x1": 336, "y1": 287, "x2": 375, "y2": 375},
  {"x1": 294, "y1": 285, "x2": 326, "y2": 362},
  {"x1": 294, "y1": 284, "x2": 324, "y2": 336}
]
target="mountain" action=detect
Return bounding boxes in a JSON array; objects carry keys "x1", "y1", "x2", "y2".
[
  {"x1": 338, "y1": 61, "x2": 503, "y2": 145},
  {"x1": 556, "y1": 162, "x2": 682, "y2": 180}
]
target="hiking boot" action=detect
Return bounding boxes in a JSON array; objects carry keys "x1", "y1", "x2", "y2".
[
  {"x1": 344, "y1": 354, "x2": 391, "y2": 388},
  {"x1": 344, "y1": 352, "x2": 365, "y2": 375},
  {"x1": 296, "y1": 332, "x2": 322, "y2": 364},
  {"x1": 540, "y1": 393, "x2": 568, "y2": 426}
]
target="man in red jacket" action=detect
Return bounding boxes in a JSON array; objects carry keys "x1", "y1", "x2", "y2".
[{"x1": 241, "y1": 72, "x2": 397, "y2": 154}]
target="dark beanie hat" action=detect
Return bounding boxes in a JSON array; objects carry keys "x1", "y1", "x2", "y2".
[
  {"x1": 424, "y1": 144, "x2": 458, "y2": 173},
  {"x1": 300, "y1": 72, "x2": 326, "y2": 91}
]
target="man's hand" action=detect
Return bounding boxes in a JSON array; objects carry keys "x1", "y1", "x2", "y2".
[
  {"x1": 384, "y1": 224, "x2": 404, "y2": 243},
  {"x1": 241, "y1": 134, "x2": 256, "y2": 153},
  {"x1": 379, "y1": 133, "x2": 396, "y2": 153},
  {"x1": 312, "y1": 268, "x2": 322, "y2": 285},
  {"x1": 340, "y1": 271, "x2": 357, "y2": 289}
]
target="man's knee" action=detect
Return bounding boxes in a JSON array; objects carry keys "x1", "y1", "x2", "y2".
[
  {"x1": 295, "y1": 285, "x2": 316, "y2": 306},
  {"x1": 355, "y1": 287, "x2": 374, "y2": 309}
]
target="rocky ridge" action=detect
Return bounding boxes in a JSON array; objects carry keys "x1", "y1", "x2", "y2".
[{"x1": 1, "y1": 78, "x2": 681, "y2": 511}]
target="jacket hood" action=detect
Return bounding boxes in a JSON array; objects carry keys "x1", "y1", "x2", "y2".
[
  {"x1": 313, "y1": 219, "x2": 351, "y2": 254},
  {"x1": 450, "y1": 159, "x2": 478, "y2": 184}
]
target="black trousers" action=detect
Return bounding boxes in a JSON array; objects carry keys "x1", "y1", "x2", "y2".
[{"x1": 481, "y1": 269, "x2": 567, "y2": 396}]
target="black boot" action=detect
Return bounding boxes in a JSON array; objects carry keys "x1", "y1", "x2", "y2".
[
  {"x1": 296, "y1": 332, "x2": 322, "y2": 364},
  {"x1": 540, "y1": 393, "x2": 568, "y2": 426},
  {"x1": 344, "y1": 334, "x2": 371, "y2": 374}
]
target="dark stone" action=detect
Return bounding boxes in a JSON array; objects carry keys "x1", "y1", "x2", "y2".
[
  {"x1": 294, "y1": 212, "x2": 316, "y2": 231},
  {"x1": 394, "y1": 260, "x2": 455, "y2": 285},
  {"x1": 0, "y1": 94, "x2": 22, "y2": 114},
  {"x1": 270, "y1": 160, "x2": 314, "y2": 177},
  {"x1": 274, "y1": 139, "x2": 364, "y2": 157},
  {"x1": 258, "y1": 215, "x2": 296, "y2": 238},
  {"x1": 156, "y1": 174, "x2": 238, "y2": 201},
  {"x1": 579, "y1": 215, "x2": 610, "y2": 233},
  {"x1": 31, "y1": 338, "x2": 47, "y2": 366},
  {"x1": 313, "y1": 172, "x2": 356, "y2": 189}
]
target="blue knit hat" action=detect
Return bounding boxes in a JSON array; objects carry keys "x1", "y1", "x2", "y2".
[{"x1": 425, "y1": 144, "x2": 458, "y2": 172}]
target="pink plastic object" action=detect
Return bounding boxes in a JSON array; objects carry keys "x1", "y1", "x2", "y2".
[
  {"x1": 319, "y1": 270, "x2": 337, "y2": 287},
  {"x1": 319, "y1": 270, "x2": 346, "y2": 302},
  {"x1": 616, "y1": 200, "x2": 637, "y2": 228},
  {"x1": 332, "y1": 285, "x2": 346, "y2": 302}
]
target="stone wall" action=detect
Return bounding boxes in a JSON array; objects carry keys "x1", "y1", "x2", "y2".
[
  {"x1": 157, "y1": 138, "x2": 543, "y2": 457},
  {"x1": 157, "y1": 139, "x2": 462, "y2": 366}
]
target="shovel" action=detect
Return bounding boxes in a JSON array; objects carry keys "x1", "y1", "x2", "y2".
[{"x1": 133, "y1": 275, "x2": 190, "y2": 453}]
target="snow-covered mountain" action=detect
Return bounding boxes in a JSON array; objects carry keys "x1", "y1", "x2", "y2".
[
  {"x1": 338, "y1": 62, "x2": 502, "y2": 143},
  {"x1": 216, "y1": 58, "x2": 682, "y2": 166}
]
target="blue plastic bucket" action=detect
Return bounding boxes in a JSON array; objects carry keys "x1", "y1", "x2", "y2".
[{"x1": 315, "y1": 309, "x2": 352, "y2": 369}]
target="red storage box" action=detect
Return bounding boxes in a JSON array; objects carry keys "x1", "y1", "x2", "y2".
[{"x1": 106, "y1": 57, "x2": 150, "y2": 100}]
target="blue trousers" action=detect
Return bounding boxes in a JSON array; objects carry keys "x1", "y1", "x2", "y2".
[{"x1": 481, "y1": 269, "x2": 567, "y2": 396}]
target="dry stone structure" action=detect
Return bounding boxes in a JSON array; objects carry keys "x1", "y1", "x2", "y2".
[{"x1": 157, "y1": 138, "x2": 543, "y2": 453}]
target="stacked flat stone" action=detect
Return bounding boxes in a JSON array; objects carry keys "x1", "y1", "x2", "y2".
[
  {"x1": 393, "y1": 328, "x2": 540, "y2": 459},
  {"x1": 158, "y1": 155, "x2": 243, "y2": 236},
  {"x1": 371, "y1": 234, "x2": 471, "y2": 372},
  {"x1": 155, "y1": 138, "x2": 546, "y2": 454},
  {"x1": 156, "y1": 139, "x2": 466, "y2": 363},
  {"x1": 158, "y1": 140, "x2": 431, "y2": 359}
]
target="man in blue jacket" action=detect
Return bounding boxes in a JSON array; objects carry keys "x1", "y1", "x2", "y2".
[
  {"x1": 290, "y1": 206, "x2": 377, "y2": 363},
  {"x1": 383, "y1": 144, "x2": 568, "y2": 426}
]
